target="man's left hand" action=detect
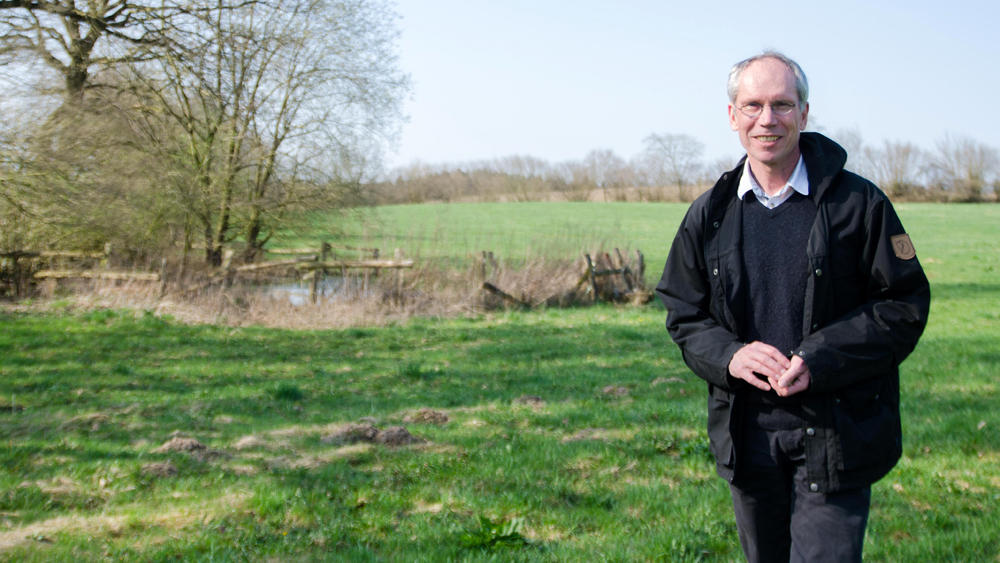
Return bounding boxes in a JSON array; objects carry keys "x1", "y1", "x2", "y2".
[{"x1": 769, "y1": 356, "x2": 810, "y2": 397}]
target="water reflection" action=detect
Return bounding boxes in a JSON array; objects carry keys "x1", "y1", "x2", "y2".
[{"x1": 265, "y1": 277, "x2": 369, "y2": 306}]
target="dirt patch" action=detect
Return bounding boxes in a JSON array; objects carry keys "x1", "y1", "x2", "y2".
[
  {"x1": 562, "y1": 428, "x2": 605, "y2": 443},
  {"x1": 320, "y1": 424, "x2": 423, "y2": 447},
  {"x1": 402, "y1": 409, "x2": 449, "y2": 425},
  {"x1": 377, "y1": 426, "x2": 423, "y2": 446},
  {"x1": 60, "y1": 413, "x2": 111, "y2": 431},
  {"x1": 651, "y1": 377, "x2": 684, "y2": 387},
  {"x1": 408, "y1": 501, "x2": 444, "y2": 514},
  {"x1": 0, "y1": 514, "x2": 116, "y2": 552},
  {"x1": 321, "y1": 424, "x2": 380, "y2": 445},
  {"x1": 226, "y1": 463, "x2": 259, "y2": 476},
  {"x1": 602, "y1": 385, "x2": 629, "y2": 396},
  {"x1": 140, "y1": 461, "x2": 178, "y2": 478},
  {"x1": 265, "y1": 444, "x2": 373, "y2": 470},
  {"x1": 233, "y1": 435, "x2": 269, "y2": 450},
  {"x1": 0, "y1": 481, "x2": 250, "y2": 554},
  {"x1": 265, "y1": 422, "x2": 349, "y2": 439},
  {"x1": 513, "y1": 395, "x2": 546, "y2": 407},
  {"x1": 26, "y1": 476, "x2": 82, "y2": 497},
  {"x1": 153, "y1": 437, "x2": 206, "y2": 453},
  {"x1": 191, "y1": 449, "x2": 232, "y2": 463}
]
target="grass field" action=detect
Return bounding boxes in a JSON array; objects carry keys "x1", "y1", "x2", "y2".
[
  {"x1": 279, "y1": 202, "x2": 691, "y2": 281},
  {"x1": 1, "y1": 202, "x2": 999, "y2": 561},
  {"x1": 283, "y1": 202, "x2": 999, "y2": 286}
]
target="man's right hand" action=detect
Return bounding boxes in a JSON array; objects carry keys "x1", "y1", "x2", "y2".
[{"x1": 727, "y1": 341, "x2": 791, "y2": 392}]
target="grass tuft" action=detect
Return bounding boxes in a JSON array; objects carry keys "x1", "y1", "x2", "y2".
[
  {"x1": 395, "y1": 361, "x2": 429, "y2": 380},
  {"x1": 272, "y1": 383, "x2": 305, "y2": 402},
  {"x1": 459, "y1": 515, "x2": 530, "y2": 550}
]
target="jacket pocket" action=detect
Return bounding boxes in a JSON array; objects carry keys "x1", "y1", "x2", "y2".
[{"x1": 833, "y1": 379, "x2": 898, "y2": 471}]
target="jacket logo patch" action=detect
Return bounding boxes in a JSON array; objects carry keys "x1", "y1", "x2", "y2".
[{"x1": 891, "y1": 234, "x2": 916, "y2": 260}]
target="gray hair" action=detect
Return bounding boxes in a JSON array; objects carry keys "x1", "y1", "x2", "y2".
[{"x1": 727, "y1": 51, "x2": 809, "y2": 104}]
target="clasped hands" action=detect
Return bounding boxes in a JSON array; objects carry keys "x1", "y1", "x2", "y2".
[{"x1": 728, "y1": 341, "x2": 811, "y2": 397}]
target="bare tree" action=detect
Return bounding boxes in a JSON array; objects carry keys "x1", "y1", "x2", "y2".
[
  {"x1": 929, "y1": 134, "x2": 999, "y2": 202},
  {"x1": 123, "y1": 0, "x2": 408, "y2": 263},
  {"x1": 697, "y1": 155, "x2": 741, "y2": 186},
  {"x1": 493, "y1": 155, "x2": 549, "y2": 200},
  {"x1": 582, "y1": 149, "x2": 630, "y2": 202},
  {"x1": 831, "y1": 127, "x2": 873, "y2": 178},
  {"x1": 0, "y1": 1, "x2": 197, "y2": 103},
  {"x1": 867, "y1": 140, "x2": 925, "y2": 199},
  {"x1": 549, "y1": 160, "x2": 595, "y2": 201},
  {"x1": 642, "y1": 133, "x2": 704, "y2": 202}
]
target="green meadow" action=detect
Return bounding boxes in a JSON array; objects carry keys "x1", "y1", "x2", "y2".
[
  {"x1": 1, "y1": 202, "x2": 998, "y2": 561},
  {"x1": 280, "y1": 202, "x2": 690, "y2": 279}
]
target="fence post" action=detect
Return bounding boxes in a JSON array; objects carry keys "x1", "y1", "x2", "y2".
[
  {"x1": 395, "y1": 248, "x2": 404, "y2": 293},
  {"x1": 584, "y1": 253, "x2": 598, "y2": 302},
  {"x1": 12, "y1": 255, "x2": 21, "y2": 299},
  {"x1": 614, "y1": 248, "x2": 633, "y2": 292},
  {"x1": 317, "y1": 242, "x2": 330, "y2": 301},
  {"x1": 308, "y1": 271, "x2": 318, "y2": 304},
  {"x1": 363, "y1": 247, "x2": 373, "y2": 294},
  {"x1": 102, "y1": 243, "x2": 112, "y2": 270},
  {"x1": 219, "y1": 249, "x2": 234, "y2": 291},
  {"x1": 488, "y1": 251, "x2": 498, "y2": 282},
  {"x1": 158, "y1": 258, "x2": 168, "y2": 298}
]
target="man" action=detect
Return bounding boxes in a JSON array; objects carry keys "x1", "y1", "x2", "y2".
[{"x1": 656, "y1": 51, "x2": 930, "y2": 563}]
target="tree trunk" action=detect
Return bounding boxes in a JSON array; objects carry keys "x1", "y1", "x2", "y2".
[
  {"x1": 203, "y1": 221, "x2": 222, "y2": 266},
  {"x1": 243, "y1": 212, "x2": 263, "y2": 263}
]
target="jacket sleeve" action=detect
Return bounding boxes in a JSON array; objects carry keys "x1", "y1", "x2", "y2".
[
  {"x1": 799, "y1": 196, "x2": 931, "y2": 393},
  {"x1": 657, "y1": 204, "x2": 746, "y2": 391}
]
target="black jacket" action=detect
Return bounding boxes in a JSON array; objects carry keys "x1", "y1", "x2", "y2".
[{"x1": 656, "y1": 133, "x2": 931, "y2": 492}]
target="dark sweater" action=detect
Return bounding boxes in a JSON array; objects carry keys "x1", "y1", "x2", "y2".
[{"x1": 741, "y1": 191, "x2": 817, "y2": 429}]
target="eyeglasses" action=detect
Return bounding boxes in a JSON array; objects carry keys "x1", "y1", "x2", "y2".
[{"x1": 737, "y1": 101, "x2": 799, "y2": 118}]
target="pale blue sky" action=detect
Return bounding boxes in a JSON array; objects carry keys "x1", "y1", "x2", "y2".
[{"x1": 389, "y1": 0, "x2": 1000, "y2": 169}]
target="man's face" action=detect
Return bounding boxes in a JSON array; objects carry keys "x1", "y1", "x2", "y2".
[{"x1": 728, "y1": 58, "x2": 809, "y2": 172}]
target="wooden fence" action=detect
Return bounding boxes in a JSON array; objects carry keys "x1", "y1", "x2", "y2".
[
  {"x1": 0, "y1": 244, "x2": 168, "y2": 298},
  {"x1": 4, "y1": 241, "x2": 648, "y2": 308},
  {"x1": 186, "y1": 243, "x2": 413, "y2": 304},
  {"x1": 475, "y1": 247, "x2": 651, "y2": 309}
]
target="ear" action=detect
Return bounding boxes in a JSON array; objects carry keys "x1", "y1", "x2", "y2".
[
  {"x1": 728, "y1": 104, "x2": 739, "y2": 132},
  {"x1": 799, "y1": 101, "x2": 810, "y2": 131}
]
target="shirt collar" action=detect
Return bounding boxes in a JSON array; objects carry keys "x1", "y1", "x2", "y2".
[{"x1": 737, "y1": 155, "x2": 809, "y2": 201}]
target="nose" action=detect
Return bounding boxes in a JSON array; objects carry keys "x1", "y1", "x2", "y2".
[{"x1": 757, "y1": 104, "x2": 778, "y2": 125}]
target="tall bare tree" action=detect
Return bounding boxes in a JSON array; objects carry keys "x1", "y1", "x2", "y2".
[
  {"x1": 642, "y1": 133, "x2": 704, "y2": 202},
  {"x1": 0, "y1": 0, "x2": 194, "y2": 102},
  {"x1": 867, "y1": 140, "x2": 925, "y2": 199},
  {"x1": 493, "y1": 155, "x2": 549, "y2": 201},
  {"x1": 123, "y1": 0, "x2": 408, "y2": 263},
  {"x1": 929, "y1": 134, "x2": 999, "y2": 202},
  {"x1": 582, "y1": 149, "x2": 630, "y2": 202}
]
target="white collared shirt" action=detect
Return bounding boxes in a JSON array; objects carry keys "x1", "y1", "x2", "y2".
[{"x1": 737, "y1": 155, "x2": 810, "y2": 209}]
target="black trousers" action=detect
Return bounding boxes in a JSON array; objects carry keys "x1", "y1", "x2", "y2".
[{"x1": 729, "y1": 425, "x2": 871, "y2": 563}]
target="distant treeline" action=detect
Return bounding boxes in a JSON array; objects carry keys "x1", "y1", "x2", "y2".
[{"x1": 371, "y1": 130, "x2": 1000, "y2": 205}]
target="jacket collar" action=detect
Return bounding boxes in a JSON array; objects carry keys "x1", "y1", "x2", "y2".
[{"x1": 799, "y1": 132, "x2": 847, "y2": 203}]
